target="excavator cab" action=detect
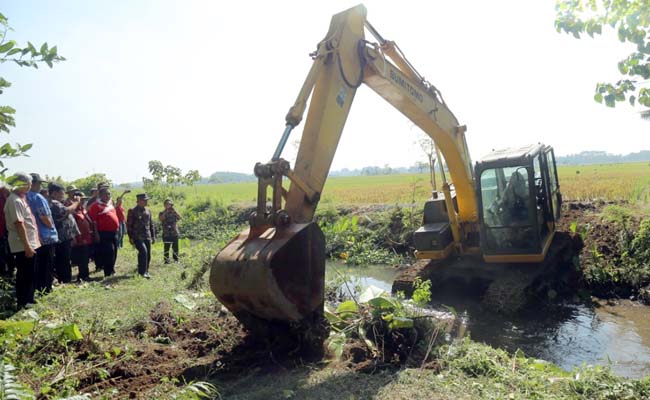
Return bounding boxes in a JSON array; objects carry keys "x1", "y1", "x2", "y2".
[{"x1": 475, "y1": 144, "x2": 561, "y2": 263}]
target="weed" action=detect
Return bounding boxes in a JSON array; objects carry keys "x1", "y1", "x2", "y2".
[{"x1": 411, "y1": 277, "x2": 432, "y2": 307}]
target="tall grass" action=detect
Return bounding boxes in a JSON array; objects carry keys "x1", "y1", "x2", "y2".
[{"x1": 168, "y1": 162, "x2": 650, "y2": 207}]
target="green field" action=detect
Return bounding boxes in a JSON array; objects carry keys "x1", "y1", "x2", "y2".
[{"x1": 175, "y1": 162, "x2": 650, "y2": 206}]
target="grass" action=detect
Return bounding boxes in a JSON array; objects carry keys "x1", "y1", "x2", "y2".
[
  {"x1": 34, "y1": 240, "x2": 218, "y2": 330},
  {"x1": 216, "y1": 339, "x2": 650, "y2": 400},
  {"x1": 1, "y1": 240, "x2": 224, "y2": 399},
  {"x1": 0, "y1": 238, "x2": 648, "y2": 399},
  {"x1": 3, "y1": 162, "x2": 650, "y2": 398},
  {"x1": 166, "y1": 162, "x2": 650, "y2": 210},
  {"x1": 558, "y1": 162, "x2": 650, "y2": 201}
]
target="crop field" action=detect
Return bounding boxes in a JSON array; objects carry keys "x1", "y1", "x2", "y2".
[{"x1": 177, "y1": 162, "x2": 650, "y2": 206}]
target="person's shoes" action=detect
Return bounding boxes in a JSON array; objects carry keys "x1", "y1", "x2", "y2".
[
  {"x1": 143, "y1": 272, "x2": 151, "y2": 279},
  {"x1": 164, "y1": 260, "x2": 170, "y2": 265}
]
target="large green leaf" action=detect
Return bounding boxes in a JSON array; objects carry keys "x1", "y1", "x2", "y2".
[
  {"x1": 324, "y1": 305, "x2": 343, "y2": 328},
  {"x1": 382, "y1": 313, "x2": 414, "y2": 330},
  {"x1": 54, "y1": 323, "x2": 83, "y2": 341},
  {"x1": 367, "y1": 296, "x2": 397, "y2": 311},
  {"x1": 0, "y1": 40, "x2": 15, "y2": 53},
  {"x1": 336, "y1": 300, "x2": 358, "y2": 317},
  {"x1": 326, "y1": 331, "x2": 346, "y2": 360}
]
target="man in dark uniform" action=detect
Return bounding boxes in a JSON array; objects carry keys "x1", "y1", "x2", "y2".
[
  {"x1": 126, "y1": 193, "x2": 155, "y2": 279},
  {"x1": 159, "y1": 198, "x2": 181, "y2": 263}
]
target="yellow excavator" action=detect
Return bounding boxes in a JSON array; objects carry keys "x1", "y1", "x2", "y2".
[{"x1": 210, "y1": 4, "x2": 563, "y2": 335}]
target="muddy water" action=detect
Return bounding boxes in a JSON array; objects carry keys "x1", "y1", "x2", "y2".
[{"x1": 326, "y1": 262, "x2": 650, "y2": 379}]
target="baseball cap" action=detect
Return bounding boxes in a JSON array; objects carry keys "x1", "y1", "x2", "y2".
[
  {"x1": 30, "y1": 173, "x2": 48, "y2": 184},
  {"x1": 48, "y1": 182, "x2": 64, "y2": 193}
]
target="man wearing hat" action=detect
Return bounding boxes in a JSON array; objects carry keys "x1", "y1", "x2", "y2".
[
  {"x1": 85, "y1": 182, "x2": 108, "y2": 209},
  {"x1": 5, "y1": 172, "x2": 41, "y2": 308},
  {"x1": 126, "y1": 193, "x2": 156, "y2": 278},
  {"x1": 159, "y1": 198, "x2": 181, "y2": 264},
  {"x1": 27, "y1": 173, "x2": 58, "y2": 292}
]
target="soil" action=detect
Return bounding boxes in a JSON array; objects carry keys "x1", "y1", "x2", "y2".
[
  {"x1": 73, "y1": 302, "x2": 245, "y2": 398},
  {"x1": 557, "y1": 200, "x2": 644, "y2": 298},
  {"x1": 72, "y1": 302, "x2": 335, "y2": 398},
  {"x1": 557, "y1": 200, "x2": 629, "y2": 259}
]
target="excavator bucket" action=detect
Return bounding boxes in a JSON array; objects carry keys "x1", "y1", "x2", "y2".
[{"x1": 210, "y1": 221, "x2": 326, "y2": 331}]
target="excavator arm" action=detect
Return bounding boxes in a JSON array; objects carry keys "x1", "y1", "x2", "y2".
[
  {"x1": 210, "y1": 4, "x2": 478, "y2": 333},
  {"x1": 282, "y1": 5, "x2": 477, "y2": 226}
]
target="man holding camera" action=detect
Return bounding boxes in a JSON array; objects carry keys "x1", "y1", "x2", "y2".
[{"x1": 159, "y1": 198, "x2": 181, "y2": 264}]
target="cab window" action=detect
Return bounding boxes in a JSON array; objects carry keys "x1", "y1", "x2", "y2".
[{"x1": 480, "y1": 166, "x2": 535, "y2": 252}]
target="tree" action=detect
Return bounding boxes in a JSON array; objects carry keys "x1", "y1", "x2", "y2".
[
  {"x1": 183, "y1": 170, "x2": 201, "y2": 186},
  {"x1": 416, "y1": 133, "x2": 438, "y2": 191},
  {"x1": 72, "y1": 173, "x2": 112, "y2": 194},
  {"x1": 143, "y1": 160, "x2": 202, "y2": 201},
  {"x1": 0, "y1": 12, "x2": 65, "y2": 177},
  {"x1": 555, "y1": 0, "x2": 650, "y2": 118}
]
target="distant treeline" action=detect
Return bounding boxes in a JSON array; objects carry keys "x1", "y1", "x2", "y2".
[
  {"x1": 555, "y1": 150, "x2": 650, "y2": 165},
  {"x1": 201, "y1": 171, "x2": 257, "y2": 184},
  {"x1": 119, "y1": 151, "x2": 650, "y2": 186}
]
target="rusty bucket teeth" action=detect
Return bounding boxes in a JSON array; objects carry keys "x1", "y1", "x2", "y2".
[{"x1": 210, "y1": 222, "x2": 326, "y2": 331}]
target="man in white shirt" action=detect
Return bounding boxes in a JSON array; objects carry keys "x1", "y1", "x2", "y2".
[{"x1": 5, "y1": 172, "x2": 42, "y2": 309}]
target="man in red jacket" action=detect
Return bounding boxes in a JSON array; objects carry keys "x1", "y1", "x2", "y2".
[{"x1": 88, "y1": 188, "x2": 124, "y2": 277}]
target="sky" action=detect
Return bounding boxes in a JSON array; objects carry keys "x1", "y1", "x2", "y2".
[{"x1": 2, "y1": 0, "x2": 648, "y2": 184}]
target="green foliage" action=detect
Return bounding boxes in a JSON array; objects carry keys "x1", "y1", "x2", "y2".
[
  {"x1": 603, "y1": 204, "x2": 633, "y2": 226},
  {"x1": 411, "y1": 277, "x2": 432, "y2": 307},
  {"x1": 143, "y1": 160, "x2": 201, "y2": 202},
  {"x1": 569, "y1": 220, "x2": 590, "y2": 239},
  {"x1": 629, "y1": 218, "x2": 650, "y2": 264},
  {"x1": 582, "y1": 211, "x2": 650, "y2": 297},
  {"x1": 0, "y1": 360, "x2": 33, "y2": 400},
  {"x1": 180, "y1": 198, "x2": 240, "y2": 241},
  {"x1": 568, "y1": 364, "x2": 650, "y2": 399},
  {"x1": 555, "y1": 0, "x2": 650, "y2": 113},
  {"x1": 443, "y1": 338, "x2": 514, "y2": 379},
  {"x1": 325, "y1": 294, "x2": 415, "y2": 360},
  {"x1": 319, "y1": 212, "x2": 405, "y2": 266},
  {"x1": 0, "y1": 12, "x2": 65, "y2": 178},
  {"x1": 71, "y1": 173, "x2": 112, "y2": 195}
]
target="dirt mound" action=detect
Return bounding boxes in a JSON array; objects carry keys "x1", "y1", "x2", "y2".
[
  {"x1": 75, "y1": 302, "x2": 246, "y2": 397},
  {"x1": 74, "y1": 302, "x2": 333, "y2": 398},
  {"x1": 558, "y1": 200, "x2": 643, "y2": 297}
]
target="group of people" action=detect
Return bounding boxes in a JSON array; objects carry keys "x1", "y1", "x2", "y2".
[{"x1": 1, "y1": 172, "x2": 182, "y2": 309}]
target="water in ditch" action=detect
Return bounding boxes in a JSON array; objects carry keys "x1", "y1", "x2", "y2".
[{"x1": 327, "y1": 261, "x2": 650, "y2": 379}]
